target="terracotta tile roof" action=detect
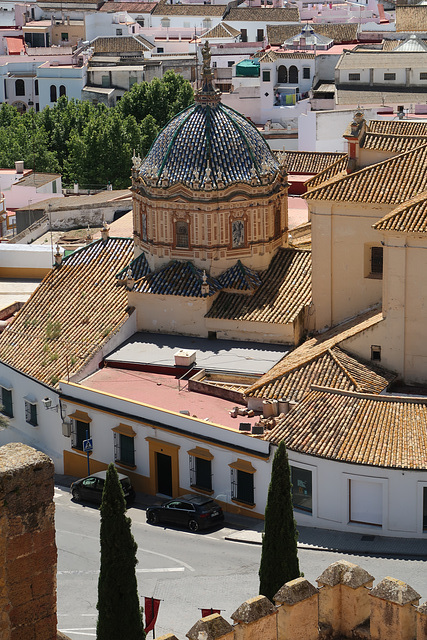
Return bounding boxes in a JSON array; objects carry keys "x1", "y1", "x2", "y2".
[
  {"x1": 373, "y1": 190, "x2": 427, "y2": 233},
  {"x1": 361, "y1": 132, "x2": 427, "y2": 153},
  {"x1": 396, "y1": 5, "x2": 427, "y2": 31},
  {"x1": 116, "y1": 251, "x2": 151, "y2": 280},
  {"x1": 249, "y1": 307, "x2": 384, "y2": 390},
  {"x1": 246, "y1": 346, "x2": 394, "y2": 401},
  {"x1": 265, "y1": 386, "x2": 427, "y2": 469},
  {"x1": 92, "y1": 35, "x2": 153, "y2": 52},
  {"x1": 336, "y1": 86, "x2": 427, "y2": 106},
  {"x1": 267, "y1": 22, "x2": 358, "y2": 45},
  {"x1": 226, "y1": 7, "x2": 299, "y2": 21},
  {"x1": 0, "y1": 238, "x2": 134, "y2": 387},
  {"x1": 304, "y1": 143, "x2": 427, "y2": 204},
  {"x1": 258, "y1": 50, "x2": 315, "y2": 61},
  {"x1": 133, "y1": 260, "x2": 222, "y2": 297},
  {"x1": 304, "y1": 156, "x2": 347, "y2": 190},
  {"x1": 206, "y1": 248, "x2": 311, "y2": 324},
  {"x1": 367, "y1": 119, "x2": 427, "y2": 137},
  {"x1": 337, "y1": 50, "x2": 427, "y2": 70},
  {"x1": 289, "y1": 221, "x2": 311, "y2": 250},
  {"x1": 381, "y1": 39, "x2": 402, "y2": 51},
  {"x1": 152, "y1": 2, "x2": 226, "y2": 16},
  {"x1": 217, "y1": 260, "x2": 261, "y2": 291},
  {"x1": 14, "y1": 172, "x2": 61, "y2": 188},
  {"x1": 283, "y1": 151, "x2": 347, "y2": 175},
  {"x1": 99, "y1": 2, "x2": 157, "y2": 11},
  {"x1": 202, "y1": 21, "x2": 240, "y2": 38}
]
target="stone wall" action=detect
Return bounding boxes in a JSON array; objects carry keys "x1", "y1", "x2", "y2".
[
  {"x1": 156, "y1": 560, "x2": 427, "y2": 640},
  {"x1": 0, "y1": 443, "x2": 57, "y2": 640}
]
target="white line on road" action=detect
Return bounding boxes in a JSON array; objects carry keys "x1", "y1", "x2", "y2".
[
  {"x1": 57, "y1": 529, "x2": 195, "y2": 572},
  {"x1": 58, "y1": 567, "x2": 185, "y2": 575}
]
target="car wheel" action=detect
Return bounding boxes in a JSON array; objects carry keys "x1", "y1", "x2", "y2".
[
  {"x1": 188, "y1": 519, "x2": 199, "y2": 532},
  {"x1": 72, "y1": 488, "x2": 81, "y2": 502},
  {"x1": 147, "y1": 511, "x2": 158, "y2": 525}
]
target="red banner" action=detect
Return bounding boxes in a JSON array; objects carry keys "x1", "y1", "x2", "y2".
[
  {"x1": 201, "y1": 609, "x2": 221, "y2": 618},
  {"x1": 145, "y1": 597, "x2": 161, "y2": 633}
]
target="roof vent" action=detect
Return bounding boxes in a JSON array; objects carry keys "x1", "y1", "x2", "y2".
[
  {"x1": 15, "y1": 161, "x2": 24, "y2": 174},
  {"x1": 174, "y1": 350, "x2": 196, "y2": 367}
]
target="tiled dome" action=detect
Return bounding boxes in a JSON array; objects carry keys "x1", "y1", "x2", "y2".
[{"x1": 139, "y1": 101, "x2": 280, "y2": 190}]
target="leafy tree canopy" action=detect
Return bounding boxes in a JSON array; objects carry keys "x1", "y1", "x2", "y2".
[{"x1": 0, "y1": 72, "x2": 193, "y2": 189}]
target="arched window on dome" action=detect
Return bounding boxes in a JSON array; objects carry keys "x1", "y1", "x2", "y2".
[
  {"x1": 175, "y1": 220, "x2": 189, "y2": 249},
  {"x1": 289, "y1": 65, "x2": 299, "y2": 84},
  {"x1": 278, "y1": 65, "x2": 287, "y2": 84}
]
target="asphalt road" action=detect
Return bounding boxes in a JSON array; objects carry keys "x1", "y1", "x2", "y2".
[{"x1": 55, "y1": 486, "x2": 427, "y2": 640}]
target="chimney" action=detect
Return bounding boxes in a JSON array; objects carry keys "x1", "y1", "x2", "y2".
[
  {"x1": 201, "y1": 270, "x2": 209, "y2": 296},
  {"x1": 101, "y1": 219, "x2": 110, "y2": 242},
  {"x1": 15, "y1": 161, "x2": 24, "y2": 174},
  {"x1": 125, "y1": 267, "x2": 135, "y2": 290},
  {"x1": 54, "y1": 244, "x2": 62, "y2": 267}
]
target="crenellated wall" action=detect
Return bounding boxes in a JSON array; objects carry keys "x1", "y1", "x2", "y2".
[{"x1": 155, "y1": 561, "x2": 427, "y2": 640}]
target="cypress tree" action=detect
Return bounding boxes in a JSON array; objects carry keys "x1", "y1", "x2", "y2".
[
  {"x1": 259, "y1": 441, "x2": 300, "y2": 602},
  {"x1": 97, "y1": 463, "x2": 145, "y2": 640}
]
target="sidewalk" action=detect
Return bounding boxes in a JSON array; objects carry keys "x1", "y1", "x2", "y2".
[{"x1": 56, "y1": 474, "x2": 427, "y2": 559}]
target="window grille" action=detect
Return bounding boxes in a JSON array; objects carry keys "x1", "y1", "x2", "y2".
[
  {"x1": 1, "y1": 387, "x2": 13, "y2": 418},
  {"x1": 231, "y1": 468, "x2": 254, "y2": 505},
  {"x1": 189, "y1": 456, "x2": 212, "y2": 491},
  {"x1": 370, "y1": 246, "x2": 383, "y2": 275},
  {"x1": 25, "y1": 401, "x2": 38, "y2": 427},
  {"x1": 72, "y1": 419, "x2": 90, "y2": 451}
]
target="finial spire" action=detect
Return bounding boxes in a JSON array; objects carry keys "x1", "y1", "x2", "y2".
[{"x1": 195, "y1": 41, "x2": 221, "y2": 106}]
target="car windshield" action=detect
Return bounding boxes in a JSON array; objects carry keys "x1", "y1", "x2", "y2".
[{"x1": 199, "y1": 500, "x2": 218, "y2": 510}]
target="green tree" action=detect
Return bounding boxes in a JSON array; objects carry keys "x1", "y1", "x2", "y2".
[
  {"x1": 96, "y1": 463, "x2": 145, "y2": 640},
  {"x1": 259, "y1": 441, "x2": 300, "y2": 602}
]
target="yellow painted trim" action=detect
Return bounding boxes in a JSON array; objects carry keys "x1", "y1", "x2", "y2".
[
  {"x1": 63, "y1": 381, "x2": 251, "y2": 436},
  {"x1": 187, "y1": 446, "x2": 214, "y2": 461},
  {"x1": 63, "y1": 450, "x2": 150, "y2": 493},
  {"x1": 229, "y1": 458, "x2": 256, "y2": 474},
  {"x1": 231, "y1": 498, "x2": 256, "y2": 510},
  {"x1": 112, "y1": 423, "x2": 136, "y2": 437},
  {"x1": 146, "y1": 438, "x2": 180, "y2": 497},
  {"x1": 190, "y1": 485, "x2": 214, "y2": 496},
  {"x1": 61, "y1": 393, "x2": 270, "y2": 462},
  {"x1": 0, "y1": 267, "x2": 49, "y2": 278},
  {"x1": 69, "y1": 409, "x2": 92, "y2": 423}
]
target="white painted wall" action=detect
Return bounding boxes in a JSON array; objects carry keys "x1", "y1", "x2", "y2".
[
  {"x1": 298, "y1": 108, "x2": 380, "y2": 152},
  {"x1": 37, "y1": 64, "x2": 86, "y2": 109},
  {"x1": 0, "y1": 362, "x2": 64, "y2": 471},
  {"x1": 0, "y1": 243, "x2": 60, "y2": 270},
  {"x1": 85, "y1": 12, "x2": 141, "y2": 41},
  {"x1": 60, "y1": 381, "x2": 272, "y2": 515},
  {"x1": 288, "y1": 449, "x2": 427, "y2": 537}
]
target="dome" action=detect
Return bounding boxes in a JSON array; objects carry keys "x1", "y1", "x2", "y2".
[{"x1": 138, "y1": 98, "x2": 281, "y2": 190}]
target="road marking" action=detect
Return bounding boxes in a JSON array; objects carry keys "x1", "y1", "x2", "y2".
[
  {"x1": 58, "y1": 567, "x2": 185, "y2": 575},
  {"x1": 57, "y1": 529, "x2": 195, "y2": 572},
  {"x1": 59, "y1": 630, "x2": 96, "y2": 637}
]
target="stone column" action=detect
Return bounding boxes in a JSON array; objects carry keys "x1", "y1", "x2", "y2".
[
  {"x1": 231, "y1": 595, "x2": 277, "y2": 640},
  {"x1": 187, "y1": 613, "x2": 234, "y2": 640},
  {"x1": 274, "y1": 577, "x2": 318, "y2": 640},
  {"x1": 370, "y1": 577, "x2": 420, "y2": 640},
  {"x1": 317, "y1": 560, "x2": 374, "y2": 637},
  {"x1": 0, "y1": 443, "x2": 57, "y2": 640}
]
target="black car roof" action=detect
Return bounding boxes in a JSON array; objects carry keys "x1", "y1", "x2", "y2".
[{"x1": 178, "y1": 494, "x2": 215, "y2": 505}]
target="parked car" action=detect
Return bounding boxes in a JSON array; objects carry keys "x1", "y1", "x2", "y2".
[
  {"x1": 70, "y1": 470, "x2": 135, "y2": 505},
  {"x1": 146, "y1": 494, "x2": 224, "y2": 532}
]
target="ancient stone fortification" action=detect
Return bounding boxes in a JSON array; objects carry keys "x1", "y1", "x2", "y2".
[
  {"x1": 157, "y1": 561, "x2": 427, "y2": 640},
  {"x1": 0, "y1": 442, "x2": 57, "y2": 640}
]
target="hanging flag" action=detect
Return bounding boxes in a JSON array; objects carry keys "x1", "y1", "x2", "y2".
[
  {"x1": 145, "y1": 597, "x2": 161, "y2": 633},
  {"x1": 201, "y1": 608, "x2": 221, "y2": 618}
]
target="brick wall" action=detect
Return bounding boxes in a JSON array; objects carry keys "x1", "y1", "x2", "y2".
[{"x1": 0, "y1": 443, "x2": 57, "y2": 640}]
